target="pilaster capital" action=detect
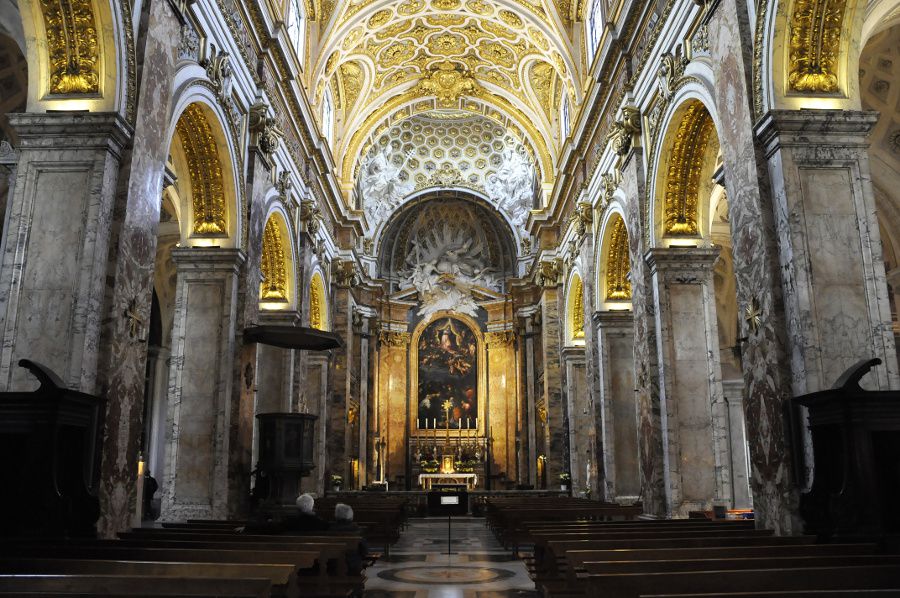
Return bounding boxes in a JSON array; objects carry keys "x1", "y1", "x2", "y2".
[
  {"x1": 171, "y1": 247, "x2": 246, "y2": 273},
  {"x1": 755, "y1": 109, "x2": 879, "y2": 156},
  {"x1": 592, "y1": 310, "x2": 634, "y2": 329},
  {"x1": 378, "y1": 330, "x2": 410, "y2": 347},
  {"x1": 7, "y1": 112, "x2": 133, "y2": 157},
  {"x1": 485, "y1": 330, "x2": 516, "y2": 348},
  {"x1": 644, "y1": 247, "x2": 720, "y2": 278}
]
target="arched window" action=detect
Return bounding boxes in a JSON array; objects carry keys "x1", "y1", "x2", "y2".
[
  {"x1": 586, "y1": 0, "x2": 604, "y2": 65},
  {"x1": 560, "y1": 93, "x2": 571, "y2": 140},
  {"x1": 285, "y1": 0, "x2": 305, "y2": 63},
  {"x1": 321, "y1": 87, "x2": 335, "y2": 145}
]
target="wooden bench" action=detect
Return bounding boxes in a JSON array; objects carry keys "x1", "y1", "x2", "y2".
[
  {"x1": 0, "y1": 574, "x2": 272, "y2": 597},
  {"x1": 0, "y1": 559, "x2": 297, "y2": 597},
  {"x1": 583, "y1": 565, "x2": 900, "y2": 598}
]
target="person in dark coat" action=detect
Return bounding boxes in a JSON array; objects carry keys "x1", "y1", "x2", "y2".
[
  {"x1": 285, "y1": 493, "x2": 330, "y2": 532},
  {"x1": 330, "y1": 503, "x2": 369, "y2": 575}
]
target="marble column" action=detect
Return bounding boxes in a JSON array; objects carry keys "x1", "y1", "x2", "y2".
[
  {"x1": 646, "y1": 247, "x2": 732, "y2": 516},
  {"x1": 580, "y1": 241, "x2": 605, "y2": 500},
  {"x1": 487, "y1": 330, "x2": 517, "y2": 486},
  {"x1": 540, "y1": 285, "x2": 569, "y2": 487},
  {"x1": 93, "y1": 0, "x2": 183, "y2": 535},
  {"x1": 561, "y1": 347, "x2": 588, "y2": 495},
  {"x1": 0, "y1": 113, "x2": 131, "y2": 393},
  {"x1": 886, "y1": 268, "x2": 900, "y2": 363},
  {"x1": 161, "y1": 247, "x2": 245, "y2": 520},
  {"x1": 594, "y1": 310, "x2": 640, "y2": 503},
  {"x1": 357, "y1": 314, "x2": 371, "y2": 487},
  {"x1": 375, "y1": 330, "x2": 410, "y2": 488},
  {"x1": 756, "y1": 110, "x2": 900, "y2": 392},
  {"x1": 0, "y1": 140, "x2": 16, "y2": 233},
  {"x1": 299, "y1": 353, "x2": 329, "y2": 496}
]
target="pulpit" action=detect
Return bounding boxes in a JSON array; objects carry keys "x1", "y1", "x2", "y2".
[
  {"x1": 792, "y1": 358, "x2": 900, "y2": 538},
  {"x1": 0, "y1": 360, "x2": 104, "y2": 536}
]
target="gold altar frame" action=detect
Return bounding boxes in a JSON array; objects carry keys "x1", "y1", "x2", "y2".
[{"x1": 409, "y1": 311, "x2": 487, "y2": 437}]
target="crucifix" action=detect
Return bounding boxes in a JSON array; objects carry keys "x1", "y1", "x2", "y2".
[{"x1": 124, "y1": 299, "x2": 145, "y2": 339}]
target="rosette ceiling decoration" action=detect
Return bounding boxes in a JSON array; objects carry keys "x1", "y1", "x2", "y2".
[{"x1": 314, "y1": 0, "x2": 582, "y2": 210}]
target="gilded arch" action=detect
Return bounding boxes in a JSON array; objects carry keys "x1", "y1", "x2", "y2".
[
  {"x1": 260, "y1": 212, "x2": 293, "y2": 307},
  {"x1": 605, "y1": 214, "x2": 631, "y2": 302},
  {"x1": 566, "y1": 271, "x2": 585, "y2": 344},
  {"x1": 309, "y1": 270, "x2": 328, "y2": 330},
  {"x1": 656, "y1": 100, "x2": 719, "y2": 240},
  {"x1": 173, "y1": 103, "x2": 229, "y2": 238}
]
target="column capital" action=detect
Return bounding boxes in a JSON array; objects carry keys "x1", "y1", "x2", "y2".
[
  {"x1": 258, "y1": 310, "x2": 301, "y2": 326},
  {"x1": 592, "y1": 310, "x2": 634, "y2": 328},
  {"x1": 755, "y1": 109, "x2": 879, "y2": 156},
  {"x1": 644, "y1": 247, "x2": 720, "y2": 276},
  {"x1": 8, "y1": 112, "x2": 133, "y2": 157},
  {"x1": 560, "y1": 345, "x2": 586, "y2": 361},
  {"x1": 171, "y1": 247, "x2": 246, "y2": 273}
]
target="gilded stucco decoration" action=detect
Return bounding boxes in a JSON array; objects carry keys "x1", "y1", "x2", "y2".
[
  {"x1": 606, "y1": 215, "x2": 631, "y2": 301},
  {"x1": 338, "y1": 61, "x2": 364, "y2": 112},
  {"x1": 309, "y1": 271, "x2": 328, "y2": 330},
  {"x1": 261, "y1": 216, "x2": 289, "y2": 303},
  {"x1": 317, "y1": 0, "x2": 579, "y2": 201},
  {"x1": 39, "y1": 0, "x2": 100, "y2": 94},
  {"x1": 788, "y1": 0, "x2": 848, "y2": 93},
  {"x1": 175, "y1": 104, "x2": 228, "y2": 236},
  {"x1": 663, "y1": 102, "x2": 714, "y2": 237},
  {"x1": 568, "y1": 273, "x2": 585, "y2": 341}
]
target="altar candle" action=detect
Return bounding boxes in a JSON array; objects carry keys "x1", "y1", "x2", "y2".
[{"x1": 467, "y1": 417, "x2": 470, "y2": 430}]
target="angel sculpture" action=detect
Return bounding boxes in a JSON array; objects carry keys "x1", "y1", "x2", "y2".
[
  {"x1": 485, "y1": 143, "x2": 535, "y2": 227},
  {"x1": 361, "y1": 146, "x2": 414, "y2": 224},
  {"x1": 401, "y1": 222, "x2": 498, "y2": 318}
]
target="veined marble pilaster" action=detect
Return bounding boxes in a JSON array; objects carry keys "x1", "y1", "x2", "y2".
[
  {"x1": 708, "y1": 0, "x2": 802, "y2": 533},
  {"x1": 723, "y1": 380, "x2": 753, "y2": 509},
  {"x1": 756, "y1": 110, "x2": 900, "y2": 392},
  {"x1": 521, "y1": 310, "x2": 539, "y2": 486},
  {"x1": 0, "y1": 113, "x2": 131, "y2": 393},
  {"x1": 594, "y1": 310, "x2": 639, "y2": 503},
  {"x1": 161, "y1": 247, "x2": 245, "y2": 521},
  {"x1": 326, "y1": 285, "x2": 352, "y2": 487},
  {"x1": 487, "y1": 328, "x2": 517, "y2": 485},
  {"x1": 561, "y1": 346, "x2": 588, "y2": 495},
  {"x1": 94, "y1": 0, "x2": 183, "y2": 536},
  {"x1": 540, "y1": 286, "x2": 568, "y2": 487},
  {"x1": 646, "y1": 247, "x2": 732, "y2": 516},
  {"x1": 579, "y1": 239, "x2": 604, "y2": 500}
]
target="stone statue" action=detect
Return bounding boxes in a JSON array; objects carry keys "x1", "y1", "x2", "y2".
[
  {"x1": 485, "y1": 142, "x2": 534, "y2": 227},
  {"x1": 361, "y1": 145, "x2": 414, "y2": 224},
  {"x1": 401, "y1": 221, "x2": 498, "y2": 318}
]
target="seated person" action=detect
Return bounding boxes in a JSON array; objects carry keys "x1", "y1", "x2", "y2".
[
  {"x1": 240, "y1": 493, "x2": 329, "y2": 534},
  {"x1": 330, "y1": 503, "x2": 369, "y2": 574},
  {"x1": 287, "y1": 493, "x2": 330, "y2": 532}
]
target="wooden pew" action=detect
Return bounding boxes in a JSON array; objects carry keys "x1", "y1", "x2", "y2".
[
  {"x1": 0, "y1": 559, "x2": 297, "y2": 598},
  {"x1": 583, "y1": 565, "x2": 900, "y2": 598},
  {"x1": 640, "y1": 592, "x2": 900, "y2": 597},
  {"x1": 0, "y1": 574, "x2": 272, "y2": 597}
]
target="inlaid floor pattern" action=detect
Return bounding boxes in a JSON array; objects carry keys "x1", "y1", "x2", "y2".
[{"x1": 364, "y1": 516, "x2": 538, "y2": 598}]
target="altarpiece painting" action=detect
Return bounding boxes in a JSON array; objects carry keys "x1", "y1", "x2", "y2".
[{"x1": 416, "y1": 317, "x2": 478, "y2": 429}]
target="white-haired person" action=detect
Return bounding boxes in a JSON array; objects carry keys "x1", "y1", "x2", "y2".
[
  {"x1": 239, "y1": 492, "x2": 329, "y2": 534},
  {"x1": 330, "y1": 503, "x2": 370, "y2": 575}
]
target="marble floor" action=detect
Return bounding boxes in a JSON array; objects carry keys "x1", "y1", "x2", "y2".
[{"x1": 363, "y1": 517, "x2": 538, "y2": 598}]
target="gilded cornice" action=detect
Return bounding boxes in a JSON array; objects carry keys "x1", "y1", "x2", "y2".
[
  {"x1": 485, "y1": 330, "x2": 516, "y2": 347},
  {"x1": 379, "y1": 330, "x2": 411, "y2": 347}
]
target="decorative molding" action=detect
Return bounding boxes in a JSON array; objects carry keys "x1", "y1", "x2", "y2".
[
  {"x1": 788, "y1": 0, "x2": 847, "y2": 93},
  {"x1": 485, "y1": 330, "x2": 516, "y2": 348},
  {"x1": 309, "y1": 272, "x2": 328, "y2": 330},
  {"x1": 332, "y1": 259, "x2": 357, "y2": 287},
  {"x1": 606, "y1": 216, "x2": 632, "y2": 301},
  {"x1": 299, "y1": 199, "x2": 322, "y2": 236},
  {"x1": 176, "y1": 104, "x2": 228, "y2": 236},
  {"x1": 39, "y1": 0, "x2": 100, "y2": 94},
  {"x1": 537, "y1": 258, "x2": 561, "y2": 288},
  {"x1": 663, "y1": 102, "x2": 714, "y2": 236},
  {"x1": 249, "y1": 95, "x2": 284, "y2": 162},
  {"x1": 606, "y1": 106, "x2": 642, "y2": 156},
  {"x1": 379, "y1": 330, "x2": 411, "y2": 347},
  {"x1": 657, "y1": 52, "x2": 688, "y2": 101},
  {"x1": 415, "y1": 61, "x2": 481, "y2": 107},
  {"x1": 261, "y1": 217, "x2": 288, "y2": 302}
]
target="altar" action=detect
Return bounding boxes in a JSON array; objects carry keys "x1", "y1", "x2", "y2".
[{"x1": 418, "y1": 473, "x2": 478, "y2": 490}]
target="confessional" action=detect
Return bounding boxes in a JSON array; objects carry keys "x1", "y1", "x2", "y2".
[
  {"x1": 0, "y1": 360, "x2": 104, "y2": 536},
  {"x1": 792, "y1": 358, "x2": 900, "y2": 538}
]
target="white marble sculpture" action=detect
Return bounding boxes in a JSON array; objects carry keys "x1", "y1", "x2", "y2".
[
  {"x1": 485, "y1": 142, "x2": 534, "y2": 227},
  {"x1": 361, "y1": 146, "x2": 414, "y2": 224},
  {"x1": 402, "y1": 222, "x2": 498, "y2": 318}
]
